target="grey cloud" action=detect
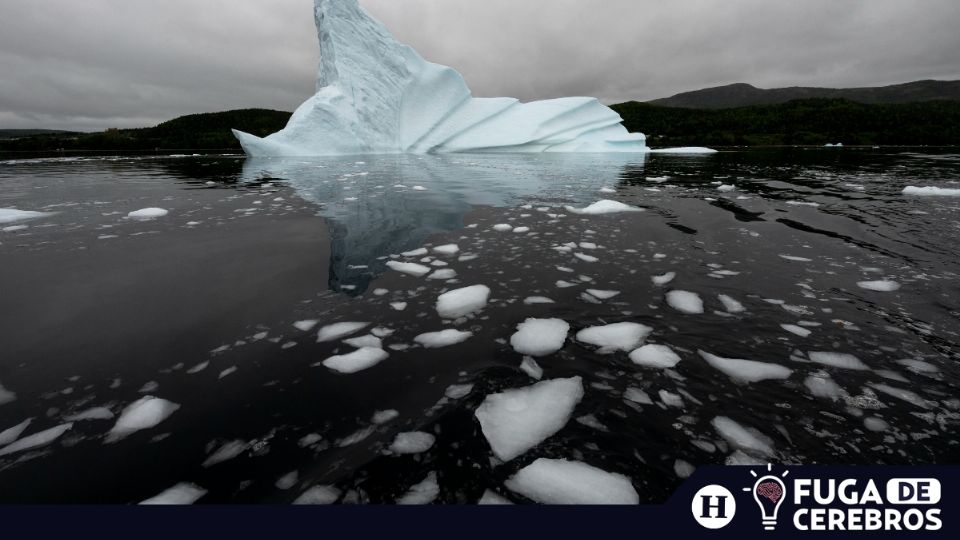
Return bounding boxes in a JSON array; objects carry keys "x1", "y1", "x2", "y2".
[{"x1": 1, "y1": 0, "x2": 958, "y2": 131}]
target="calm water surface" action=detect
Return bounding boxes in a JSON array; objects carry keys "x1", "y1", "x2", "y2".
[{"x1": 0, "y1": 149, "x2": 958, "y2": 503}]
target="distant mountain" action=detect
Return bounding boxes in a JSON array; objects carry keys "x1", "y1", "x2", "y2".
[
  {"x1": 0, "y1": 129, "x2": 80, "y2": 140},
  {"x1": 649, "y1": 80, "x2": 960, "y2": 109}
]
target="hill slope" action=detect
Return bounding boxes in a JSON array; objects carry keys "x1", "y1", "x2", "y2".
[{"x1": 650, "y1": 80, "x2": 960, "y2": 109}]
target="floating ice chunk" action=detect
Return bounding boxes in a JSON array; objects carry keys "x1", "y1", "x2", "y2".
[
  {"x1": 871, "y1": 384, "x2": 930, "y2": 409},
  {"x1": 630, "y1": 344, "x2": 681, "y2": 368},
  {"x1": 556, "y1": 280, "x2": 577, "y2": 288},
  {"x1": 523, "y1": 296, "x2": 555, "y2": 305},
  {"x1": 445, "y1": 383, "x2": 474, "y2": 399},
  {"x1": 652, "y1": 272, "x2": 676, "y2": 286},
  {"x1": 389, "y1": 432, "x2": 436, "y2": 454},
  {"x1": 711, "y1": 416, "x2": 775, "y2": 457},
  {"x1": 857, "y1": 280, "x2": 901, "y2": 292},
  {"x1": 493, "y1": 224, "x2": 514, "y2": 232},
  {"x1": 412, "y1": 186, "x2": 428, "y2": 191},
  {"x1": 294, "y1": 485, "x2": 341, "y2": 505},
  {"x1": 479, "y1": 490, "x2": 513, "y2": 505},
  {"x1": 390, "y1": 302, "x2": 408, "y2": 311},
  {"x1": 475, "y1": 377, "x2": 583, "y2": 461},
  {"x1": 140, "y1": 483, "x2": 207, "y2": 505},
  {"x1": 293, "y1": 319, "x2": 320, "y2": 332},
  {"x1": 432, "y1": 244, "x2": 460, "y2": 255},
  {"x1": 0, "y1": 419, "x2": 32, "y2": 447},
  {"x1": 505, "y1": 458, "x2": 638, "y2": 504},
  {"x1": 650, "y1": 147, "x2": 717, "y2": 154},
  {"x1": 0, "y1": 208, "x2": 54, "y2": 224},
  {"x1": 107, "y1": 397, "x2": 180, "y2": 443},
  {"x1": 276, "y1": 471, "x2": 299, "y2": 490},
  {"x1": 585, "y1": 289, "x2": 620, "y2": 300},
  {"x1": 675, "y1": 460, "x2": 696, "y2": 479},
  {"x1": 0, "y1": 381, "x2": 15, "y2": 405},
  {"x1": 726, "y1": 450, "x2": 766, "y2": 466},
  {"x1": 520, "y1": 357, "x2": 544, "y2": 380},
  {"x1": 427, "y1": 269, "x2": 458, "y2": 280},
  {"x1": 574, "y1": 253, "x2": 598, "y2": 263},
  {"x1": 128, "y1": 208, "x2": 169, "y2": 220},
  {"x1": 414, "y1": 329, "x2": 473, "y2": 348},
  {"x1": 343, "y1": 334, "x2": 382, "y2": 349},
  {"x1": 372, "y1": 410, "x2": 400, "y2": 425},
  {"x1": 513, "y1": 227, "x2": 531, "y2": 234},
  {"x1": 864, "y1": 417, "x2": 890, "y2": 432},
  {"x1": 804, "y1": 374, "x2": 845, "y2": 400},
  {"x1": 666, "y1": 290, "x2": 704, "y2": 314},
  {"x1": 896, "y1": 359, "x2": 939, "y2": 374},
  {"x1": 624, "y1": 387, "x2": 653, "y2": 405},
  {"x1": 386, "y1": 261, "x2": 432, "y2": 277},
  {"x1": 317, "y1": 322, "x2": 370, "y2": 342},
  {"x1": 320, "y1": 347, "x2": 389, "y2": 374},
  {"x1": 659, "y1": 390, "x2": 684, "y2": 408},
  {"x1": 718, "y1": 294, "x2": 745, "y2": 314},
  {"x1": 903, "y1": 186, "x2": 960, "y2": 196},
  {"x1": 510, "y1": 318, "x2": 570, "y2": 357},
  {"x1": 808, "y1": 351, "x2": 869, "y2": 370},
  {"x1": 65, "y1": 407, "x2": 115, "y2": 422},
  {"x1": 781, "y1": 324, "x2": 812, "y2": 338},
  {"x1": 203, "y1": 440, "x2": 249, "y2": 467},
  {"x1": 397, "y1": 472, "x2": 439, "y2": 505},
  {"x1": 577, "y1": 322, "x2": 651, "y2": 354},
  {"x1": 564, "y1": 200, "x2": 643, "y2": 215},
  {"x1": 436, "y1": 285, "x2": 491, "y2": 319},
  {"x1": 0, "y1": 423, "x2": 73, "y2": 456},
  {"x1": 699, "y1": 351, "x2": 793, "y2": 382},
  {"x1": 780, "y1": 255, "x2": 812, "y2": 262},
  {"x1": 402, "y1": 247, "x2": 428, "y2": 257}
]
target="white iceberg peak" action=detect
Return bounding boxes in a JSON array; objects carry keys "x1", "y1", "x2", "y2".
[{"x1": 234, "y1": 0, "x2": 653, "y2": 156}]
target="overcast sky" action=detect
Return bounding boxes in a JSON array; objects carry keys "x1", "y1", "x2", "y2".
[{"x1": 1, "y1": 0, "x2": 958, "y2": 131}]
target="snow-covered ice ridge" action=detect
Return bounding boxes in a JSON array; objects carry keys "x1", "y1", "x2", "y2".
[{"x1": 234, "y1": 0, "x2": 707, "y2": 156}]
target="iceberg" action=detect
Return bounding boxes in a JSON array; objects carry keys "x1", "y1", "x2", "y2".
[{"x1": 234, "y1": 0, "x2": 655, "y2": 156}]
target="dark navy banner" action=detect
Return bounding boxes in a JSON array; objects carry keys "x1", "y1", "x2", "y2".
[{"x1": 1, "y1": 465, "x2": 956, "y2": 539}]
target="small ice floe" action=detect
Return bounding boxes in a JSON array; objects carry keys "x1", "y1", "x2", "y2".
[
  {"x1": 585, "y1": 289, "x2": 620, "y2": 300},
  {"x1": 513, "y1": 227, "x2": 531, "y2": 234},
  {"x1": 786, "y1": 201, "x2": 820, "y2": 207},
  {"x1": 523, "y1": 296, "x2": 555, "y2": 305},
  {"x1": 445, "y1": 384, "x2": 474, "y2": 400},
  {"x1": 107, "y1": 397, "x2": 180, "y2": 443},
  {"x1": 699, "y1": 351, "x2": 793, "y2": 382},
  {"x1": 576, "y1": 322, "x2": 652, "y2": 354},
  {"x1": 432, "y1": 244, "x2": 460, "y2": 255},
  {"x1": 218, "y1": 367, "x2": 237, "y2": 379},
  {"x1": 276, "y1": 471, "x2": 299, "y2": 490},
  {"x1": 659, "y1": 390, "x2": 684, "y2": 408},
  {"x1": 624, "y1": 387, "x2": 653, "y2": 405},
  {"x1": 675, "y1": 460, "x2": 696, "y2": 479},
  {"x1": 510, "y1": 318, "x2": 570, "y2": 357},
  {"x1": 140, "y1": 483, "x2": 207, "y2": 505},
  {"x1": 864, "y1": 417, "x2": 890, "y2": 432},
  {"x1": 343, "y1": 335, "x2": 382, "y2": 349},
  {"x1": 411, "y1": 186, "x2": 428, "y2": 191},
  {"x1": 520, "y1": 357, "x2": 544, "y2": 380},
  {"x1": 808, "y1": 351, "x2": 869, "y2": 370},
  {"x1": 871, "y1": 383, "x2": 931, "y2": 409},
  {"x1": 902, "y1": 186, "x2": 960, "y2": 196},
  {"x1": 317, "y1": 322, "x2": 370, "y2": 342},
  {"x1": 397, "y1": 472, "x2": 439, "y2": 504},
  {"x1": 186, "y1": 361, "x2": 209, "y2": 374},
  {"x1": 389, "y1": 432, "x2": 436, "y2": 454},
  {"x1": 0, "y1": 419, "x2": 32, "y2": 447},
  {"x1": 717, "y1": 185, "x2": 735, "y2": 192},
  {"x1": 390, "y1": 302, "x2": 408, "y2": 311},
  {"x1": 780, "y1": 254, "x2": 812, "y2": 262},
  {"x1": 372, "y1": 410, "x2": 400, "y2": 425},
  {"x1": 781, "y1": 324, "x2": 812, "y2": 338},
  {"x1": 711, "y1": 416, "x2": 775, "y2": 457},
  {"x1": 0, "y1": 381, "x2": 15, "y2": 405},
  {"x1": 857, "y1": 280, "x2": 901, "y2": 292},
  {"x1": 475, "y1": 377, "x2": 583, "y2": 461},
  {"x1": 435, "y1": 285, "x2": 490, "y2": 319},
  {"x1": 804, "y1": 374, "x2": 846, "y2": 400},
  {"x1": 203, "y1": 440, "x2": 249, "y2": 467},
  {"x1": 319, "y1": 347, "x2": 389, "y2": 374},
  {"x1": 294, "y1": 485, "x2": 341, "y2": 505},
  {"x1": 65, "y1": 407, "x2": 114, "y2": 422},
  {"x1": 127, "y1": 208, "x2": 169, "y2": 220},
  {"x1": 717, "y1": 294, "x2": 745, "y2": 314},
  {"x1": 493, "y1": 224, "x2": 514, "y2": 232},
  {"x1": 0, "y1": 208, "x2": 54, "y2": 224},
  {"x1": 427, "y1": 269, "x2": 458, "y2": 280},
  {"x1": 652, "y1": 272, "x2": 676, "y2": 286},
  {"x1": 505, "y1": 458, "x2": 639, "y2": 505},
  {"x1": 896, "y1": 359, "x2": 939, "y2": 374},
  {"x1": 402, "y1": 247, "x2": 428, "y2": 257},
  {"x1": 386, "y1": 261, "x2": 432, "y2": 277},
  {"x1": 293, "y1": 319, "x2": 319, "y2": 332},
  {"x1": 564, "y1": 200, "x2": 643, "y2": 215},
  {"x1": 414, "y1": 329, "x2": 473, "y2": 348},
  {"x1": 666, "y1": 290, "x2": 704, "y2": 314},
  {"x1": 574, "y1": 253, "x2": 599, "y2": 263},
  {"x1": 0, "y1": 423, "x2": 73, "y2": 457},
  {"x1": 479, "y1": 490, "x2": 513, "y2": 505},
  {"x1": 630, "y1": 344, "x2": 681, "y2": 368},
  {"x1": 556, "y1": 280, "x2": 577, "y2": 288},
  {"x1": 650, "y1": 147, "x2": 717, "y2": 154}
]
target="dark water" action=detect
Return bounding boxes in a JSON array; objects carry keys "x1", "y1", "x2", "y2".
[{"x1": 0, "y1": 149, "x2": 958, "y2": 503}]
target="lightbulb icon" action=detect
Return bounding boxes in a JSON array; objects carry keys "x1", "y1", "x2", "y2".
[{"x1": 752, "y1": 475, "x2": 786, "y2": 531}]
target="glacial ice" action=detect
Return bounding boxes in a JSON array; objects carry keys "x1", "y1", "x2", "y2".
[
  {"x1": 903, "y1": 186, "x2": 960, "y2": 196},
  {"x1": 475, "y1": 377, "x2": 584, "y2": 461},
  {"x1": 0, "y1": 419, "x2": 32, "y2": 447},
  {"x1": 234, "y1": 0, "x2": 672, "y2": 156},
  {"x1": 666, "y1": 290, "x2": 704, "y2": 314},
  {"x1": 414, "y1": 329, "x2": 473, "y2": 348},
  {"x1": 0, "y1": 423, "x2": 73, "y2": 457},
  {"x1": 510, "y1": 318, "x2": 570, "y2": 357},
  {"x1": 630, "y1": 344, "x2": 681, "y2": 368},
  {"x1": 0, "y1": 208, "x2": 53, "y2": 224},
  {"x1": 711, "y1": 416, "x2": 775, "y2": 457},
  {"x1": 397, "y1": 472, "x2": 440, "y2": 505},
  {"x1": 564, "y1": 200, "x2": 644, "y2": 215},
  {"x1": 576, "y1": 322, "x2": 652, "y2": 354},
  {"x1": 316, "y1": 322, "x2": 370, "y2": 342},
  {"x1": 389, "y1": 432, "x2": 436, "y2": 454},
  {"x1": 435, "y1": 285, "x2": 490, "y2": 319},
  {"x1": 699, "y1": 351, "x2": 793, "y2": 382},
  {"x1": 386, "y1": 261, "x2": 432, "y2": 277},
  {"x1": 320, "y1": 347, "x2": 389, "y2": 374},
  {"x1": 808, "y1": 351, "x2": 870, "y2": 370},
  {"x1": 107, "y1": 397, "x2": 180, "y2": 443},
  {"x1": 294, "y1": 485, "x2": 341, "y2": 505},
  {"x1": 505, "y1": 458, "x2": 639, "y2": 504},
  {"x1": 140, "y1": 483, "x2": 207, "y2": 505},
  {"x1": 127, "y1": 208, "x2": 169, "y2": 220},
  {"x1": 857, "y1": 280, "x2": 901, "y2": 292}
]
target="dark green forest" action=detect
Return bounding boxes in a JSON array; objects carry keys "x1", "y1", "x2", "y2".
[{"x1": 2, "y1": 99, "x2": 959, "y2": 153}]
